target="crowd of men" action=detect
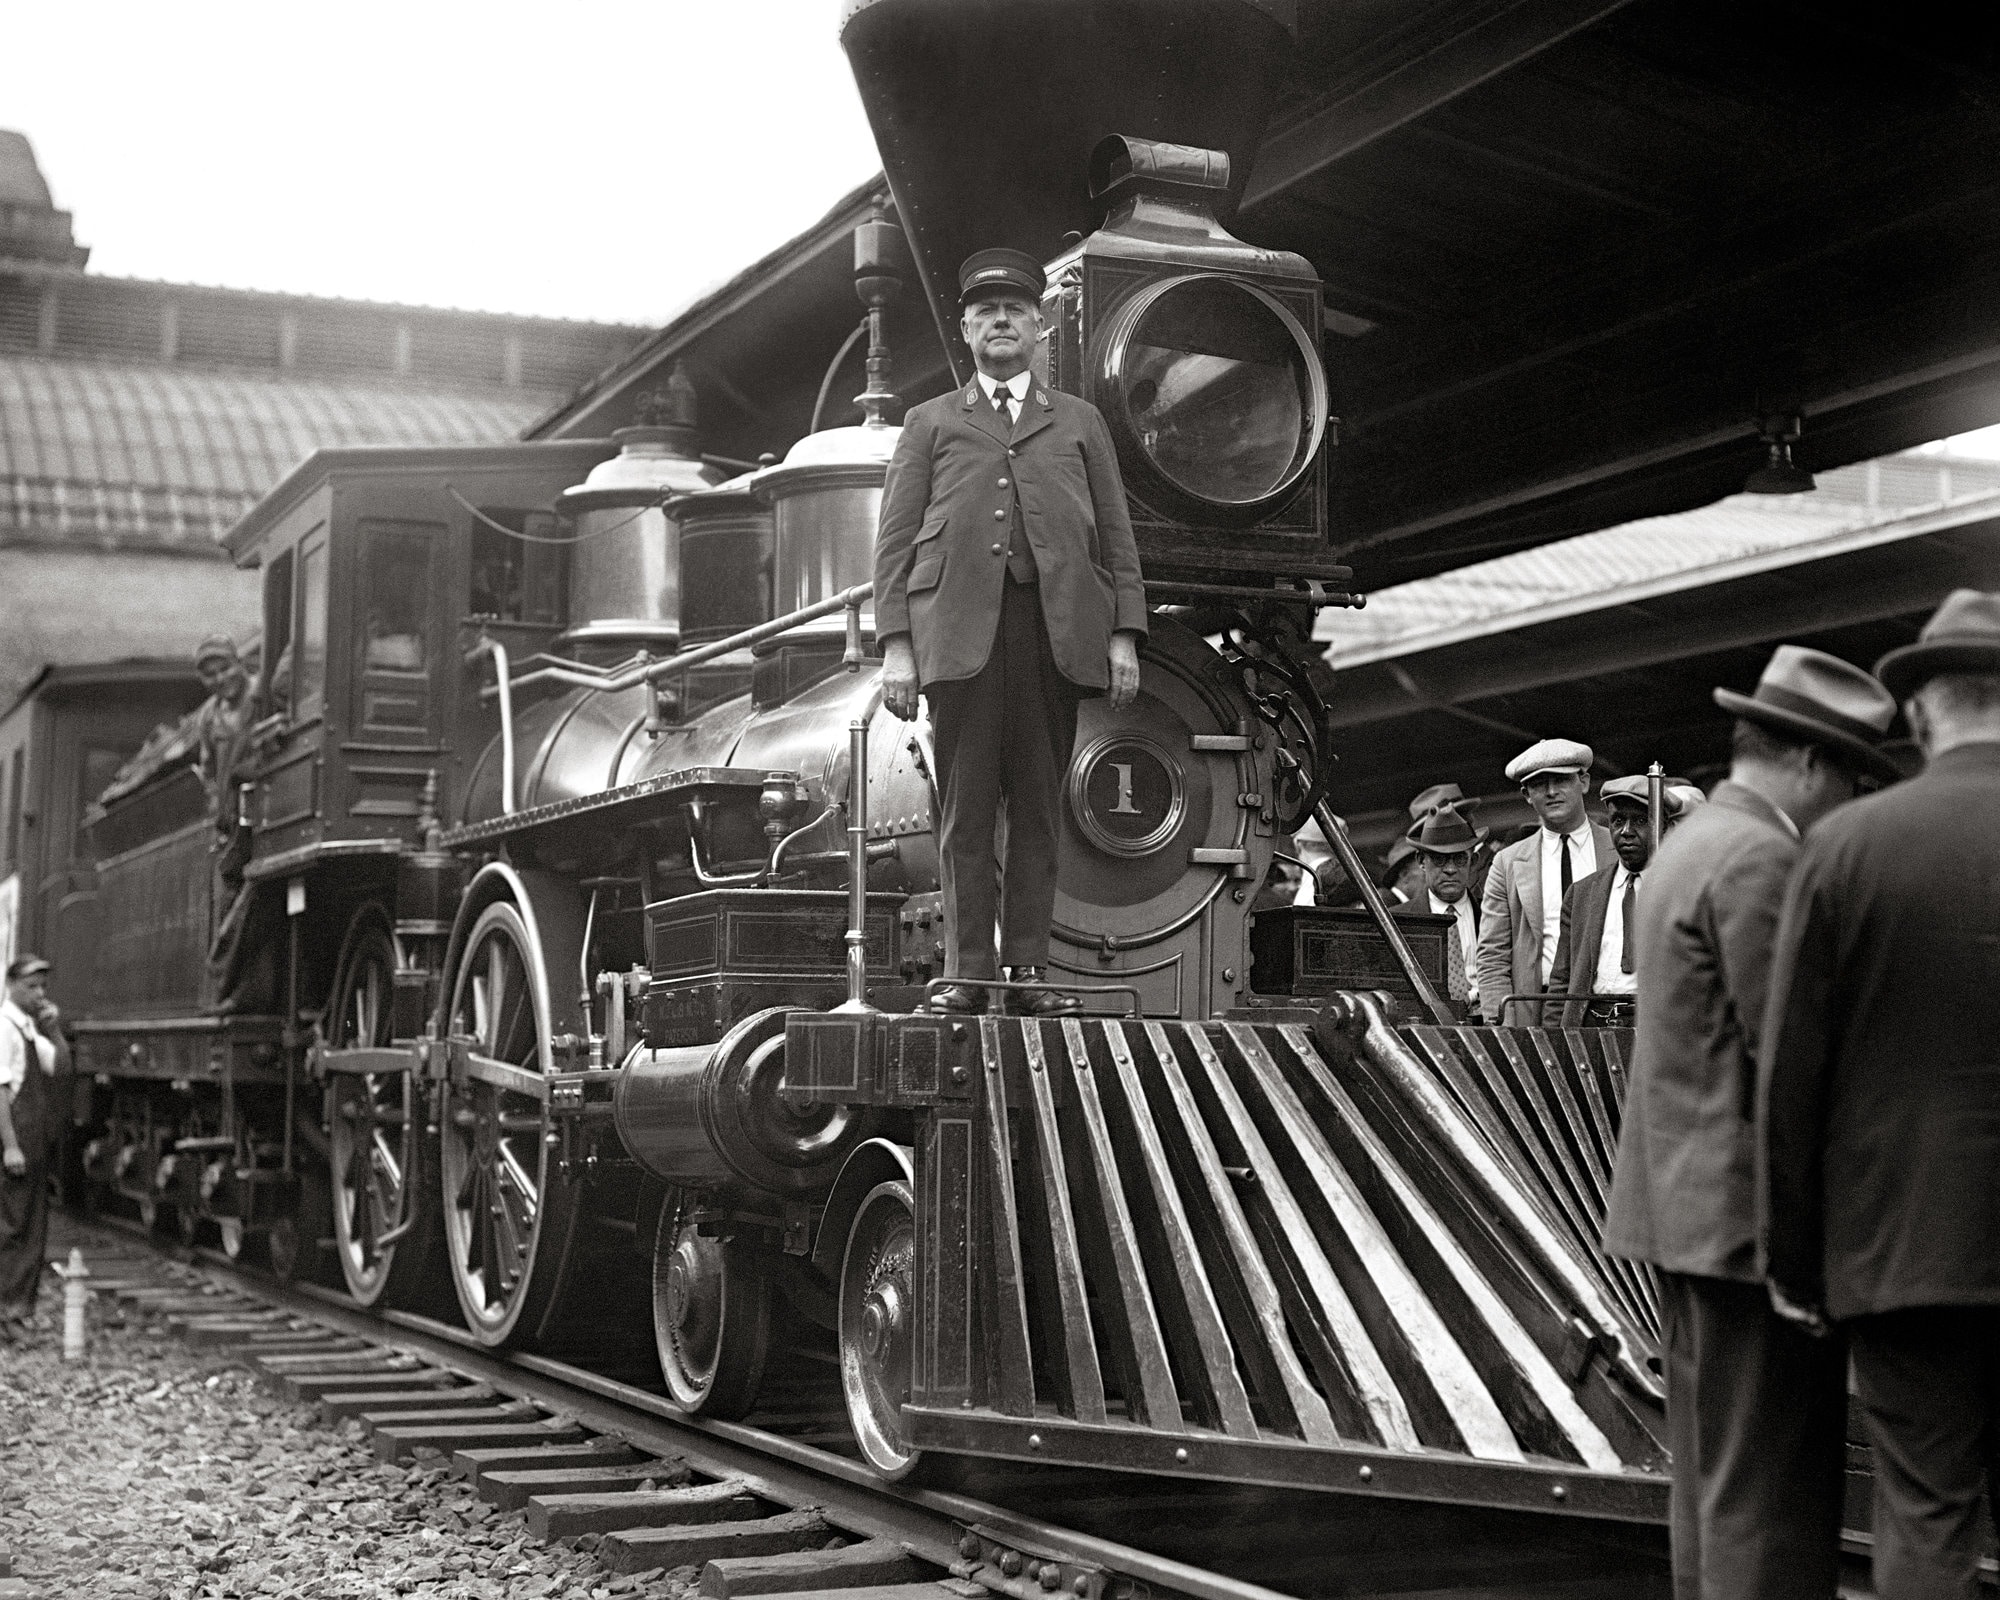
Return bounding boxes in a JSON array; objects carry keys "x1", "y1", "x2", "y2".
[{"x1": 1362, "y1": 591, "x2": 2000, "y2": 1600}]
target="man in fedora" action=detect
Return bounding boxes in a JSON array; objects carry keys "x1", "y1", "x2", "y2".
[
  {"x1": 1476, "y1": 738, "x2": 1610, "y2": 1024},
  {"x1": 1393, "y1": 802, "x2": 1486, "y2": 1012},
  {"x1": 1761, "y1": 590, "x2": 2000, "y2": 1600},
  {"x1": 875, "y1": 247, "x2": 1147, "y2": 1015},
  {"x1": 1604, "y1": 645, "x2": 1899, "y2": 1600},
  {"x1": 1544, "y1": 774, "x2": 1686, "y2": 1028}
]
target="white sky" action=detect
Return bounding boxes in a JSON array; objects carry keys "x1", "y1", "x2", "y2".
[{"x1": 7, "y1": 0, "x2": 884, "y2": 326}]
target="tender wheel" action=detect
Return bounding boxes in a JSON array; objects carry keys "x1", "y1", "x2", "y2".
[
  {"x1": 839, "y1": 1179, "x2": 925, "y2": 1479},
  {"x1": 439, "y1": 899, "x2": 576, "y2": 1347},
  {"x1": 327, "y1": 909, "x2": 430, "y2": 1306},
  {"x1": 652, "y1": 1203, "x2": 773, "y2": 1419}
]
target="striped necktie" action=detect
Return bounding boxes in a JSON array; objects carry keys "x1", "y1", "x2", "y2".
[{"x1": 992, "y1": 381, "x2": 1014, "y2": 425}]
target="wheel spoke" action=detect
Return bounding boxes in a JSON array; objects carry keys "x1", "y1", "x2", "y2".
[
  {"x1": 371, "y1": 1127, "x2": 404, "y2": 1194},
  {"x1": 496, "y1": 1141, "x2": 540, "y2": 1223}
]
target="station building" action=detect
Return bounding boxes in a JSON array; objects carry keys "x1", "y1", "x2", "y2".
[{"x1": 0, "y1": 129, "x2": 648, "y2": 712}]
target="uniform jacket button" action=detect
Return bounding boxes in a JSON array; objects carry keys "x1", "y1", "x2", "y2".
[
  {"x1": 991, "y1": 543, "x2": 1004, "y2": 554},
  {"x1": 993, "y1": 508, "x2": 1006, "y2": 519},
  {"x1": 997, "y1": 476, "x2": 1010, "y2": 487}
]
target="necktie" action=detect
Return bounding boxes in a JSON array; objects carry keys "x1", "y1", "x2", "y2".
[
  {"x1": 1620, "y1": 872, "x2": 1638, "y2": 974},
  {"x1": 1560, "y1": 834, "x2": 1574, "y2": 895},
  {"x1": 1440, "y1": 903, "x2": 1469, "y2": 1001},
  {"x1": 993, "y1": 381, "x2": 1013, "y2": 425}
]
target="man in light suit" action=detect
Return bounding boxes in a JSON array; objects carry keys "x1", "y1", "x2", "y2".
[
  {"x1": 1762, "y1": 591, "x2": 2000, "y2": 1600},
  {"x1": 1543, "y1": 775, "x2": 1685, "y2": 1027},
  {"x1": 1476, "y1": 739, "x2": 1612, "y2": 1024},
  {"x1": 875, "y1": 248, "x2": 1147, "y2": 1015},
  {"x1": 1604, "y1": 645, "x2": 1899, "y2": 1600}
]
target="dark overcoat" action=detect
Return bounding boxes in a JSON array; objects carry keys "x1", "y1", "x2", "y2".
[
  {"x1": 1759, "y1": 741, "x2": 2000, "y2": 1320},
  {"x1": 1602, "y1": 782, "x2": 1799, "y2": 1281},
  {"x1": 1544, "y1": 864, "x2": 1620, "y2": 1027},
  {"x1": 873, "y1": 381, "x2": 1147, "y2": 690}
]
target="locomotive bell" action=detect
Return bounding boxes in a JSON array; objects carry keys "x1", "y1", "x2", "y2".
[{"x1": 558, "y1": 365, "x2": 723, "y2": 658}]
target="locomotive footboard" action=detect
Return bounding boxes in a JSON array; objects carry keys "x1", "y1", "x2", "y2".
[{"x1": 789, "y1": 996, "x2": 1669, "y2": 1520}]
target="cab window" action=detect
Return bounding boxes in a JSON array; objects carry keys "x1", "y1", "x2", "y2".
[
  {"x1": 296, "y1": 537, "x2": 328, "y2": 718},
  {"x1": 469, "y1": 508, "x2": 564, "y2": 624}
]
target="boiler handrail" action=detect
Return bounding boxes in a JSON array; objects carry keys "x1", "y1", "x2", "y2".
[{"x1": 478, "y1": 583, "x2": 876, "y2": 703}]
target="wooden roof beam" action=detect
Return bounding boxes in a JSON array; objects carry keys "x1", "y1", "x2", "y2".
[{"x1": 1243, "y1": 0, "x2": 1639, "y2": 209}]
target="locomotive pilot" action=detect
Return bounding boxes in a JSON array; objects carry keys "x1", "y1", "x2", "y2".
[{"x1": 875, "y1": 247, "x2": 1147, "y2": 1016}]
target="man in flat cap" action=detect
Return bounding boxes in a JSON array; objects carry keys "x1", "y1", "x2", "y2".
[
  {"x1": 1604, "y1": 645, "x2": 1898, "y2": 1600},
  {"x1": 1393, "y1": 803, "x2": 1486, "y2": 1012},
  {"x1": 1, "y1": 954, "x2": 69, "y2": 1333},
  {"x1": 1544, "y1": 775, "x2": 1683, "y2": 1028},
  {"x1": 1476, "y1": 738, "x2": 1609, "y2": 1025},
  {"x1": 875, "y1": 248, "x2": 1147, "y2": 1015},
  {"x1": 1761, "y1": 592, "x2": 2000, "y2": 1600}
]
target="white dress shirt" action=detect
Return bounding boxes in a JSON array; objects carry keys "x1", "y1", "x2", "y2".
[
  {"x1": 977, "y1": 369, "x2": 1031, "y2": 426},
  {"x1": 1594, "y1": 864, "x2": 1639, "y2": 997},
  {"x1": 0, "y1": 998, "x2": 55, "y2": 1095},
  {"x1": 1539, "y1": 821, "x2": 1597, "y2": 981},
  {"x1": 1429, "y1": 890, "x2": 1479, "y2": 1008}
]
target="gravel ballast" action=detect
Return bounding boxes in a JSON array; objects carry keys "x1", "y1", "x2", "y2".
[{"x1": 0, "y1": 1296, "x2": 703, "y2": 1600}]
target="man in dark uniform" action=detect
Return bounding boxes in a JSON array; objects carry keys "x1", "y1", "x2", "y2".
[
  {"x1": 1603, "y1": 645, "x2": 1899, "y2": 1600},
  {"x1": 1, "y1": 953, "x2": 69, "y2": 1334},
  {"x1": 1761, "y1": 590, "x2": 2000, "y2": 1600},
  {"x1": 875, "y1": 248, "x2": 1147, "y2": 1015}
]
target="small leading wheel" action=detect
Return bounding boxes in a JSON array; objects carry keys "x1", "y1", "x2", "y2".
[
  {"x1": 839, "y1": 1179, "x2": 925, "y2": 1479},
  {"x1": 326, "y1": 909, "x2": 428, "y2": 1307},
  {"x1": 439, "y1": 899, "x2": 576, "y2": 1347},
  {"x1": 652, "y1": 1204, "x2": 772, "y2": 1419}
]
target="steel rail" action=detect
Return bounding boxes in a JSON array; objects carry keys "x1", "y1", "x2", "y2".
[{"x1": 108, "y1": 1227, "x2": 1300, "y2": 1600}]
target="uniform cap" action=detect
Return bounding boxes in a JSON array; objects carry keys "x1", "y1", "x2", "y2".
[
  {"x1": 1713, "y1": 644, "x2": 1900, "y2": 782},
  {"x1": 1599, "y1": 775, "x2": 1686, "y2": 816},
  {"x1": 1504, "y1": 738, "x2": 1593, "y2": 785},
  {"x1": 6, "y1": 953, "x2": 50, "y2": 980},
  {"x1": 1874, "y1": 588, "x2": 2000, "y2": 701},
  {"x1": 194, "y1": 634, "x2": 240, "y2": 667},
  {"x1": 958, "y1": 247, "x2": 1045, "y2": 304}
]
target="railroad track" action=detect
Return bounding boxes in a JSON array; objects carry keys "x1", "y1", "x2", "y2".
[{"x1": 73, "y1": 1215, "x2": 1676, "y2": 1600}]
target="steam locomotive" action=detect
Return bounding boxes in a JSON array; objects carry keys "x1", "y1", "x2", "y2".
[{"x1": 65, "y1": 0, "x2": 1676, "y2": 1525}]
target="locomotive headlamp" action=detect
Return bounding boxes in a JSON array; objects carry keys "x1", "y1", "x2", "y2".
[
  {"x1": 1037, "y1": 135, "x2": 1334, "y2": 577},
  {"x1": 1098, "y1": 272, "x2": 1326, "y2": 523}
]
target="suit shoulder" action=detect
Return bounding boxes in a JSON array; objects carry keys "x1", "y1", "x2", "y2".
[
  {"x1": 1046, "y1": 389, "x2": 1110, "y2": 426},
  {"x1": 901, "y1": 393, "x2": 956, "y2": 428}
]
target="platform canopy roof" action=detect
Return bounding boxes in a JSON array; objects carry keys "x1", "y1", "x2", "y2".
[
  {"x1": 537, "y1": 0, "x2": 2000, "y2": 595},
  {"x1": 1317, "y1": 449, "x2": 2000, "y2": 847},
  {"x1": 0, "y1": 353, "x2": 556, "y2": 552}
]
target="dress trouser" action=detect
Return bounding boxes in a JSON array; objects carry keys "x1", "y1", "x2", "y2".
[
  {"x1": 925, "y1": 579, "x2": 1082, "y2": 980},
  {"x1": 1657, "y1": 1269, "x2": 1849, "y2": 1600},
  {"x1": 0, "y1": 1057, "x2": 50, "y2": 1315},
  {"x1": 1847, "y1": 1306, "x2": 2000, "y2": 1600}
]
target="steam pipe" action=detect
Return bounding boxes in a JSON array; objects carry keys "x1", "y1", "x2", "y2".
[
  {"x1": 833, "y1": 717, "x2": 876, "y2": 1015},
  {"x1": 465, "y1": 636, "x2": 516, "y2": 813},
  {"x1": 483, "y1": 584, "x2": 876, "y2": 703},
  {"x1": 1315, "y1": 800, "x2": 1453, "y2": 1026}
]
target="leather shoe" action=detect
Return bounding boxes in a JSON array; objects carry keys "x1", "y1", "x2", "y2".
[
  {"x1": 1007, "y1": 968, "x2": 1082, "y2": 1017},
  {"x1": 930, "y1": 984, "x2": 988, "y2": 1015}
]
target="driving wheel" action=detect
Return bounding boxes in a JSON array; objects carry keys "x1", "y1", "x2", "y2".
[
  {"x1": 439, "y1": 899, "x2": 577, "y2": 1347},
  {"x1": 838, "y1": 1179, "x2": 925, "y2": 1479},
  {"x1": 326, "y1": 909, "x2": 432, "y2": 1307},
  {"x1": 652, "y1": 1201, "x2": 772, "y2": 1419}
]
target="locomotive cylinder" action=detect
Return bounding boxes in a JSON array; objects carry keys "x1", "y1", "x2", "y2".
[{"x1": 611, "y1": 1008, "x2": 869, "y2": 1194}]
